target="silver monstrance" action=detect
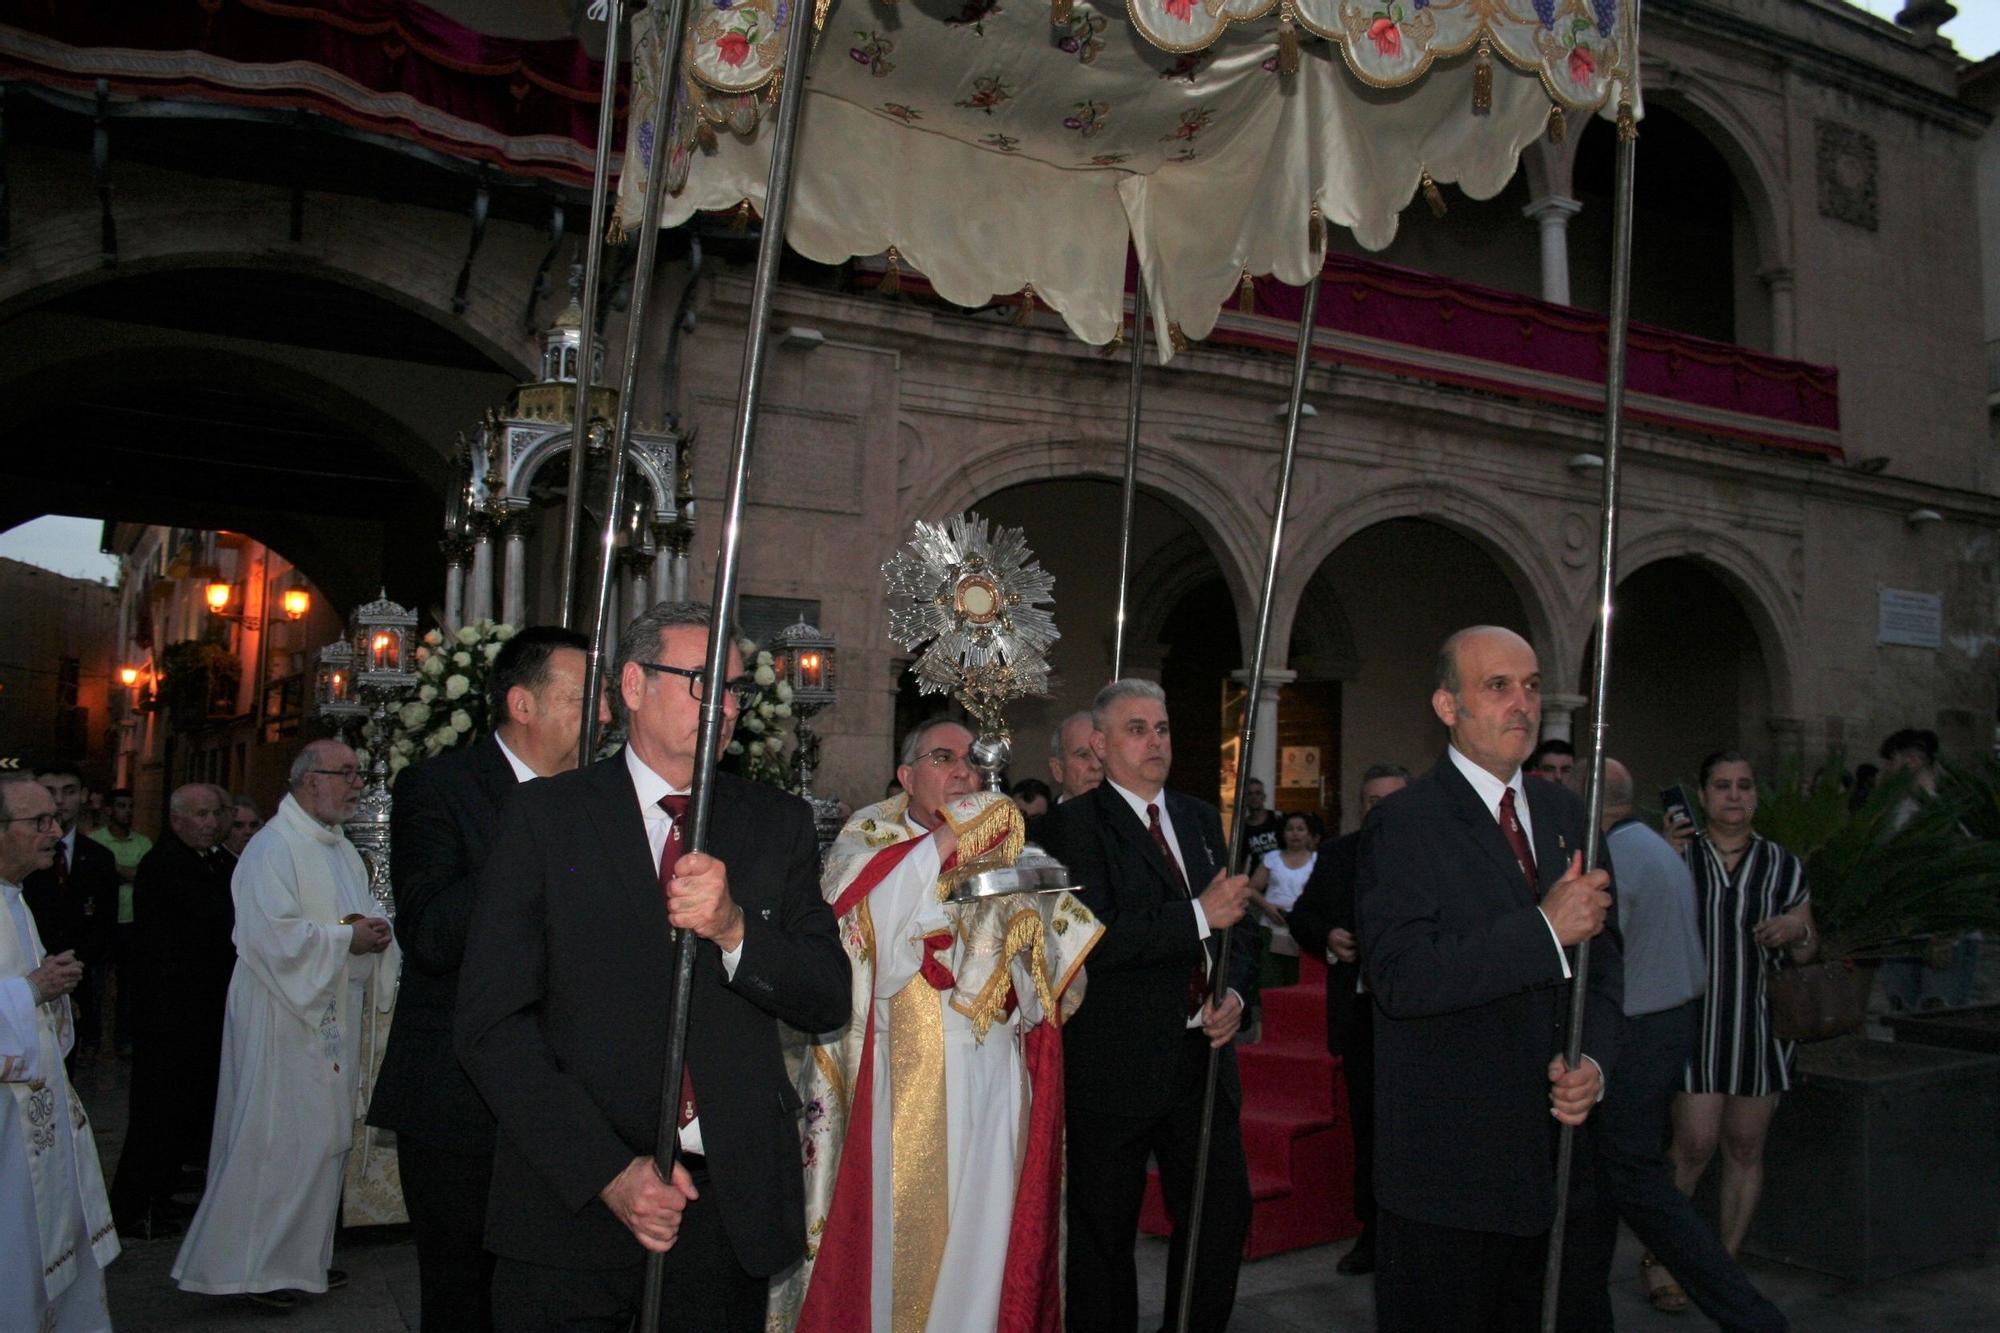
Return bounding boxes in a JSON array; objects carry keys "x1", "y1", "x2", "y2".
[{"x1": 882, "y1": 513, "x2": 1074, "y2": 901}]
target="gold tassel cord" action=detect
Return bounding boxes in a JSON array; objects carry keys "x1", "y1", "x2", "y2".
[
  {"x1": 1015, "y1": 283, "x2": 1037, "y2": 327},
  {"x1": 1278, "y1": 2, "x2": 1300, "y2": 78},
  {"x1": 1547, "y1": 102, "x2": 1566, "y2": 144},
  {"x1": 1617, "y1": 98, "x2": 1638, "y2": 144},
  {"x1": 1052, "y1": 0, "x2": 1072, "y2": 24},
  {"x1": 1471, "y1": 37, "x2": 1491, "y2": 116},
  {"x1": 1167, "y1": 321, "x2": 1189, "y2": 353},
  {"x1": 1421, "y1": 170, "x2": 1447, "y2": 219},
  {"x1": 1238, "y1": 269, "x2": 1256, "y2": 314},
  {"x1": 695, "y1": 117, "x2": 718, "y2": 153},
  {"x1": 730, "y1": 198, "x2": 753, "y2": 233},
  {"x1": 881, "y1": 245, "x2": 903, "y2": 296},
  {"x1": 1308, "y1": 201, "x2": 1325, "y2": 253}
]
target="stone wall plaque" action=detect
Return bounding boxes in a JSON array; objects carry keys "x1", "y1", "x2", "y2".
[
  {"x1": 1816, "y1": 120, "x2": 1878, "y2": 232},
  {"x1": 1877, "y1": 588, "x2": 1942, "y2": 649}
]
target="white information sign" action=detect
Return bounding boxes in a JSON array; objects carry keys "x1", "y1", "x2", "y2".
[{"x1": 1878, "y1": 588, "x2": 1943, "y2": 650}]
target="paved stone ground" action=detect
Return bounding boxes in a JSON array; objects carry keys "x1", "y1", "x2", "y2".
[{"x1": 84, "y1": 946, "x2": 2000, "y2": 1329}]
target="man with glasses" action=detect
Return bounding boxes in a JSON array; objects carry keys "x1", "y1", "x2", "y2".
[
  {"x1": 110, "y1": 783, "x2": 236, "y2": 1239},
  {"x1": 369, "y1": 625, "x2": 597, "y2": 1333},
  {"x1": 23, "y1": 761, "x2": 118, "y2": 1064},
  {"x1": 458, "y1": 602, "x2": 848, "y2": 1332},
  {"x1": 1, "y1": 770, "x2": 120, "y2": 1331},
  {"x1": 174, "y1": 739, "x2": 396, "y2": 1310}
]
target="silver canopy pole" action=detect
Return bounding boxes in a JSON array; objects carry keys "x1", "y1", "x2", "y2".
[
  {"x1": 1174, "y1": 269, "x2": 1322, "y2": 1333},
  {"x1": 1541, "y1": 88, "x2": 1640, "y2": 1333},
  {"x1": 640, "y1": 1, "x2": 817, "y2": 1327},
  {"x1": 1111, "y1": 276, "x2": 1148, "y2": 680},
  {"x1": 557, "y1": 0, "x2": 625, "y2": 629}
]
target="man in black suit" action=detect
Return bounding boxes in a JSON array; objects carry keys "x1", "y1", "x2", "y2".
[
  {"x1": 109, "y1": 782, "x2": 234, "y2": 1239},
  {"x1": 1286, "y1": 761, "x2": 1408, "y2": 1277},
  {"x1": 368, "y1": 625, "x2": 593, "y2": 1333},
  {"x1": 1356, "y1": 625, "x2": 1621, "y2": 1332},
  {"x1": 455, "y1": 602, "x2": 849, "y2": 1331},
  {"x1": 1042, "y1": 678, "x2": 1256, "y2": 1333},
  {"x1": 24, "y1": 760, "x2": 117, "y2": 1061}
]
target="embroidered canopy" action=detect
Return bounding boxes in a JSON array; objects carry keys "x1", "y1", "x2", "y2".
[{"x1": 620, "y1": 0, "x2": 1638, "y2": 359}]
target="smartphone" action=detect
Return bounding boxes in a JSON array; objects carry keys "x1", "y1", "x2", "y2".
[{"x1": 1660, "y1": 784, "x2": 1698, "y2": 829}]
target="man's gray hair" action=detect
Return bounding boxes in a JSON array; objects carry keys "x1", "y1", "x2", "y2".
[
  {"x1": 0, "y1": 771, "x2": 42, "y2": 817},
  {"x1": 169, "y1": 783, "x2": 223, "y2": 815},
  {"x1": 1049, "y1": 710, "x2": 1093, "y2": 759},
  {"x1": 288, "y1": 738, "x2": 348, "y2": 791},
  {"x1": 1360, "y1": 762, "x2": 1410, "y2": 787},
  {"x1": 899, "y1": 716, "x2": 968, "y2": 770},
  {"x1": 610, "y1": 601, "x2": 728, "y2": 729},
  {"x1": 1434, "y1": 625, "x2": 1524, "y2": 695},
  {"x1": 1091, "y1": 678, "x2": 1166, "y2": 731},
  {"x1": 232, "y1": 794, "x2": 259, "y2": 815},
  {"x1": 1602, "y1": 759, "x2": 1635, "y2": 808}
]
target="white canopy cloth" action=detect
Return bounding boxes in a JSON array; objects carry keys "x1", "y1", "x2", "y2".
[{"x1": 620, "y1": 0, "x2": 1637, "y2": 359}]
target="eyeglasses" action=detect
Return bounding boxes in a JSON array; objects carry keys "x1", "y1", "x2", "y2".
[
  {"x1": 635, "y1": 662, "x2": 756, "y2": 708},
  {"x1": 915, "y1": 748, "x2": 974, "y2": 772},
  {"x1": 0, "y1": 813, "x2": 60, "y2": 831},
  {"x1": 309, "y1": 768, "x2": 365, "y2": 784}
]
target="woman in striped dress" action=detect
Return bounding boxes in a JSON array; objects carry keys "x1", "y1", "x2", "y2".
[{"x1": 1645, "y1": 750, "x2": 1817, "y2": 1311}]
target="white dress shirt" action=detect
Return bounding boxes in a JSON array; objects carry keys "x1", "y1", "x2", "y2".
[
  {"x1": 623, "y1": 745, "x2": 742, "y2": 1153},
  {"x1": 494, "y1": 733, "x2": 539, "y2": 784}
]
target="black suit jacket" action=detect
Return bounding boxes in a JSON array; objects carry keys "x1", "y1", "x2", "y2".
[
  {"x1": 1286, "y1": 831, "x2": 1363, "y2": 1057},
  {"x1": 129, "y1": 833, "x2": 236, "y2": 1034},
  {"x1": 454, "y1": 755, "x2": 849, "y2": 1276},
  {"x1": 1355, "y1": 754, "x2": 1622, "y2": 1237},
  {"x1": 23, "y1": 831, "x2": 117, "y2": 964},
  {"x1": 367, "y1": 733, "x2": 517, "y2": 1153},
  {"x1": 1043, "y1": 782, "x2": 1258, "y2": 1119}
]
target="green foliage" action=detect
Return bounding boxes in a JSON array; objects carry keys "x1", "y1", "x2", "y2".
[
  {"x1": 157, "y1": 638, "x2": 240, "y2": 725},
  {"x1": 1753, "y1": 756, "x2": 2000, "y2": 958}
]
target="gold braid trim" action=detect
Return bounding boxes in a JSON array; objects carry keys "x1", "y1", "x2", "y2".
[
  {"x1": 934, "y1": 798, "x2": 1025, "y2": 901},
  {"x1": 949, "y1": 909, "x2": 1059, "y2": 1041}
]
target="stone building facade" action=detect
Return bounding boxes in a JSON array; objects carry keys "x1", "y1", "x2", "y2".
[{"x1": 0, "y1": 0, "x2": 1993, "y2": 824}]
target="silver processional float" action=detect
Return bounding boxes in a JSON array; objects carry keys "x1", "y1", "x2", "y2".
[{"x1": 547, "y1": 2, "x2": 1644, "y2": 1328}]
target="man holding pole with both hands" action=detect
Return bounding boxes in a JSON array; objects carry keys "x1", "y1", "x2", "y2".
[{"x1": 1356, "y1": 625, "x2": 1623, "y2": 1333}]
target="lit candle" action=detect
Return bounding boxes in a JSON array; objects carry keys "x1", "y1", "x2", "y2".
[
  {"x1": 799, "y1": 650, "x2": 823, "y2": 691},
  {"x1": 371, "y1": 632, "x2": 397, "y2": 670}
]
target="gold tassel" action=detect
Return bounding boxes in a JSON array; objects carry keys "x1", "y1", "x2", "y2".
[
  {"x1": 1617, "y1": 98, "x2": 1638, "y2": 144},
  {"x1": 607, "y1": 212, "x2": 627, "y2": 246},
  {"x1": 1052, "y1": 0, "x2": 1072, "y2": 24},
  {"x1": 881, "y1": 245, "x2": 902, "y2": 296},
  {"x1": 1015, "y1": 284, "x2": 1036, "y2": 327},
  {"x1": 1099, "y1": 333, "x2": 1124, "y2": 359},
  {"x1": 1238, "y1": 269, "x2": 1256, "y2": 314},
  {"x1": 1421, "y1": 170, "x2": 1446, "y2": 219},
  {"x1": 1167, "y1": 321, "x2": 1189, "y2": 353},
  {"x1": 730, "y1": 198, "x2": 752, "y2": 233},
  {"x1": 814, "y1": 0, "x2": 832, "y2": 39},
  {"x1": 1547, "y1": 102, "x2": 1566, "y2": 144},
  {"x1": 1472, "y1": 38, "x2": 1492, "y2": 116},
  {"x1": 1278, "y1": 2, "x2": 1300, "y2": 78},
  {"x1": 695, "y1": 117, "x2": 718, "y2": 153},
  {"x1": 1309, "y1": 201, "x2": 1325, "y2": 253}
]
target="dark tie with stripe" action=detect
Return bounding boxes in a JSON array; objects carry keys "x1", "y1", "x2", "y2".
[
  {"x1": 656, "y1": 795, "x2": 697, "y2": 1133},
  {"x1": 1149, "y1": 803, "x2": 1208, "y2": 1017},
  {"x1": 1498, "y1": 787, "x2": 1539, "y2": 895}
]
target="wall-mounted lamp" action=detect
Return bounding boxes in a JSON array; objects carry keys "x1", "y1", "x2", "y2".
[
  {"x1": 1567, "y1": 452, "x2": 1606, "y2": 475},
  {"x1": 1905, "y1": 508, "x2": 1943, "y2": 528},
  {"x1": 781, "y1": 326, "x2": 826, "y2": 349},
  {"x1": 1270, "y1": 402, "x2": 1317, "y2": 419},
  {"x1": 282, "y1": 587, "x2": 312, "y2": 621}
]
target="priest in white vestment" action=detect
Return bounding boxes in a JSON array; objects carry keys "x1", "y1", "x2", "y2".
[
  {"x1": 773, "y1": 719, "x2": 1101, "y2": 1333},
  {"x1": 173, "y1": 740, "x2": 396, "y2": 1305},
  {"x1": 1, "y1": 772, "x2": 119, "y2": 1332}
]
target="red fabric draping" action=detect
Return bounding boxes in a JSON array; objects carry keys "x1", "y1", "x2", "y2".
[
  {"x1": 0, "y1": 0, "x2": 619, "y2": 183},
  {"x1": 795, "y1": 1002, "x2": 878, "y2": 1333},
  {"x1": 851, "y1": 252, "x2": 1843, "y2": 460},
  {"x1": 995, "y1": 1020, "x2": 1066, "y2": 1333}
]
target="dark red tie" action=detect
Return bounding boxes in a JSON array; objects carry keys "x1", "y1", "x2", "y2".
[
  {"x1": 53, "y1": 840, "x2": 68, "y2": 888},
  {"x1": 1498, "y1": 787, "x2": 1539, "y2": 895},
  {"x1": 1149, "y1": 803, "x2": 1208, "y2": 1018},
  {"x1": 656, "y1": 795, "x2": 697, "y2": 1132}
]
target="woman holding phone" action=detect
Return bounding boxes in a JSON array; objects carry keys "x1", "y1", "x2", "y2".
[{"x1": 1644, "y1": 750, "x2": 1817, "y2": 1312}]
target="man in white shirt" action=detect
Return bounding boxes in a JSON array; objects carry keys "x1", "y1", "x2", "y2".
[{"x1": 0, "y1": 771, "x2": 119, "y2": 1332}]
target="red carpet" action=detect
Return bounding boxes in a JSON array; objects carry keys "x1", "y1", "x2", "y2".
[{"x1": 1139, "y1": 953, "x2": 1362, "y2": 1257}]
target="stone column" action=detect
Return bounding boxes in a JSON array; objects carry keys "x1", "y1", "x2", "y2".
[
  {"x1": 1228, "y1": 667, "x2": 1296, "y2": 813},
  {"x1": 440, "y1": 538, "x2": 469, "y2": 633},
  {"x1": 1759, "y1": 266, "x2": 1795, "y2": 358},
  {"x1": 467, "y1": 523, "x2": 495, "y2": 627},
  {"x1": 1539, "y1": 692, "x2": 1589, "y2": 744},
  {"x1": 1522, "y1": 196, "x2": 1584, "y2": 306}
]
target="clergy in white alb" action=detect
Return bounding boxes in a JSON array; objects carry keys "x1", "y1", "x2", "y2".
[
  {"x1": 0, "y1": 771, "x2": 119, "y2": 1333},
  {"x1": 772, "y1": 720, "x2": 1101, "y2": 1333},
  {"x1": 173, "y1": 741, "x2": 397, "y2": 1299}
]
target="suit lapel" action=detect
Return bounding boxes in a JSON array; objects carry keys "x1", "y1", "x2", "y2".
[
  {"x1": 580, "y1": 756, "x2": 668, "y2": 921},
  {"x1": 1523, "y1": 778, "x2": 1571, "y2": 888},
  {"x1": 1436, "y1": 756, "x2": 1538, "y2": 907},
  {"x1": 470, "y1": 734, "x2": 518, "y2": 815},
  {"x1": 1167, "y1": 791, "x2": 1221, "y2": 891},
  {"x1": 1099, "y1": 784, "x2": 1184, "y2": 899}
]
